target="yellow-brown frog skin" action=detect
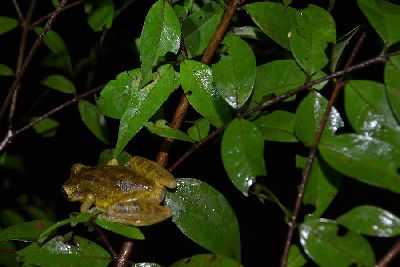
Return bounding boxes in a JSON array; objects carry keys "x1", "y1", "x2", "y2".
[{"x1": 62, "y1": 156, "x2": 176, "y2": 226}]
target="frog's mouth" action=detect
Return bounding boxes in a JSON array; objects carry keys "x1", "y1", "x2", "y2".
[{"x1": 61, "y1": 185, "x2": 80, "y2": 201}]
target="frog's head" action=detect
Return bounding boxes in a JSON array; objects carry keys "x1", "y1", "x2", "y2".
[{"x1": 61, "y1": 163, "x2": 89, "y2": 202}]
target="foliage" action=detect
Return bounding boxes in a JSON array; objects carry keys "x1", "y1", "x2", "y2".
[{"x1": 0, "y1": 0, "x2": 400, "y2": 266}]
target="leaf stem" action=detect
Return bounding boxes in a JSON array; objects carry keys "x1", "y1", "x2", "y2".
[{"x1": 377, "y1": 238, "x2": 400, "y2": 267}]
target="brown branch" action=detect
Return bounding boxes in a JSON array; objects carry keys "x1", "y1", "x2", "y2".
[
  {"x1": 114, "y1": 241, "x2": 134, "y2": 267},
  {"x1": 377, "y1": 238, "x2": 400, "y2": 267},
  {"x1": 279, "y1": 32, "x2": 367, "y2": 267},
  {"x1": 11, "y1": 0, "x2": 24, "y2": 23},
  {"x1": 0, "y1": 85, "x2": 103, "y2": 154},
  {"x1": 0, "y1": 0, "x2": 70, "y2": 124}
]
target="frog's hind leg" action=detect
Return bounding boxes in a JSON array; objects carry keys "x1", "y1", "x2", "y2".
[{"x1": 105, "y1": 201, "x2": 172, "y2": 226}]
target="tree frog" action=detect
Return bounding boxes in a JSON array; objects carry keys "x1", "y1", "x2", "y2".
[{"x1": 62, "y1": 156, "x2": 176, "y2": 226}]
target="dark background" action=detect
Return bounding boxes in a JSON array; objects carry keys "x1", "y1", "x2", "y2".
[{"x1": 0, "y1": 0, "x2": 399, "y2": 266}]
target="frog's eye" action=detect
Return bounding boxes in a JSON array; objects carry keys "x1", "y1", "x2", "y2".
[{"x1": 71, "y1": 163, "x2": 87, "y2": 174}]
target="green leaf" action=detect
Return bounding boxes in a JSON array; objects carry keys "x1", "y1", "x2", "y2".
[
  {"x1": 294, "y1": 91, "x2": 344, "y2": 146},
  {"x1": 87, "y1": 0, "x2": 114, "y2": 32},
  {"x1": 251, "y1": 60, "x2": 306, "y2": 106},
  {"x1": 40, "y1": 74, "x2": 76, "y2": 94},
  {"x1": 0, "y1": 63, "x2": 14, "y2": 76},
  {"x1": 231, "y1": 26, "x2": 265, "y2": 40},
  {"x1": 170, "y1": 254, "x2": 243, "y2": 267},
  {"x1": 114, "y1": 65, "x2": 177, "y2": 157},
  {"x1": 345, "y1": 80, "x2": 400, "y2": 147},
  {"x1": 289, "y1": 5, "x2": 336, "y2": 74},
  {"x1": 0, "y1": 16, "x2": 18, "y2": 35},
  {"x1": 0, "y1": 241, "x2": 18, "y2": 267},
  {"x1": 98, "y1": 149, "x2": 132, "y2": 166},
  {"x1": 300, "y1": 219, "x2": 375, "y2": 267},
  {"x1": 135, "y1": 263, "x2": 161, "y2": 267},
  {"x1": 288, "y1": 244, "x2": 307, "y2": 267},
  {"x1": 180, "y1": 60, "x2": 231, "y2": 127},
  {"x1": 385, "y1": 54, "x2": 400, "y2": 121},
  {"x1": 251, "y1": 184, "x2": 292, "y2": 219},
  {"x1": 253, "y1": 111, "x2": 297, "y2": 142},
  {"x1": 33, "y1": 27, "x2": 72, "y2": 72},
  {"x1": 18, "y1": 236, "x2": 112, "y2": 267},
  {"x1": 297, "y1": 155, "x2": 342, "y2": 219},
  {"x1": 145, "y1": 119, "x2": 194, "y2": 142},
  {"x1": 182, "y1": 2, "x2": 224, "y2": 58},
  {"x1": 330, "y1": 26, "x2": 360, "y2": 72},
  {"x1": 337, "y1": 205, "x2": 400, "y2": 237},
  {"x1": 0, "y1": 220, "x2": 53, "y2": 242},
  {"x1": 212, "y1": 33, "x2": 256, "y2": 109},
  {"x1": 78, "y1": 100, "x2": 109, "y2": 144},
  {"x1": 187, "y1": 118, "x2": 210, "y2": 142},
  {"x1": 244, "y1": 2, "x2": 297, "y2": 50},
  {"x1": 33, "y1": 118, "x2": 60, "y2": 138},
  {"x1": 140, "y1": 0, "x2": 180, "y2": 86},
  {"x1": 358, "y1": 0, "x2": 400, "y2": 46},
  {"x1": 0, "y1": 209, "x2": 24, "y2": 226},
  {"x1": 221, "y1": 119, "x2": 266, "y2": 195},
  {"x1": 165, "y1": 178, "x2": 241, "y2": 261},
  {"x1": 95, "y1": 219, "x2": 144, "y2": 240},
  {"x1": 318, "y1": 134, "x2": 400, "y2": 193},
  {"x1": 97, "y1": 69, "x2": 140, "y2": 119}
]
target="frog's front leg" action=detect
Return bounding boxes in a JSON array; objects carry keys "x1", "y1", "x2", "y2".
[
  {"x1": 104, "y1": 199, "x2": 172, "y2": 226},
  {"x1": 80, "y1": 194, "x2": 96, "y2": 213}
]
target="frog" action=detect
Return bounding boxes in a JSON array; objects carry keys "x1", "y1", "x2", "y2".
[{"x1": 62, "y1": 156, "x2": 176, "y2": 226}]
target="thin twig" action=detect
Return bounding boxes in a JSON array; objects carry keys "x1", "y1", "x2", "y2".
[
  {"x1": 95, "y1": 225, "x2": 117, "y2": 260},
  {"x1": 11, "y1": 0, "x2": 24, "y2": 23},
  {"x1": 377, "y1": 238, "x2": 400, "y2": 267},
  {"x1": 115, "y1": 241, "x2": 134, "y2": 267},
  {"x1": 0, "y1": 0, "x2": 70, "y2": 123},
  {"x1": 0, "y1": 85, "x2": 103, "y2": 154},
  {"x1": 279, "y1": 32, "x2": 367, "y2": 267}
]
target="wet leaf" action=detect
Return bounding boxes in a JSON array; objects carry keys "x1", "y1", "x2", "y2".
[
  {"x1": 385, "y1": 54, "x2": 400, "y2": 122},
  {"x1": 244, "y1": 2, "x2": 297, "y2": 50},
  {"x1": 231, "y1": 26, "x2": 264, "y2": 40},
  {"x1": 18, "y1": 236, "x2": 111, "y2": 267},
  {"x1": 0, "y1": 220, "x2": 53, "y2": 242},
  {"x1": 145, "y1": 120, "x2": 194, "y2": 142},
  {"x1": 79, "y1": 100, "x2": 109, "y2": 144},
  {"x1": 345, "y1": 80, "x2": 400, "y2": 147},
  {"x1": 221, "y1": 119, "x2": 266, "y2": 195},
  {"x1": 87, "y1": 0, "x2": 114, "y2": 32},
  {"x1": 0, "y1": 63, "x2": 14, "y2": 76},
  {"x1": 170, "y1": 254, "x2": 242, "y2": 267},
  {"x1": 358, "y1": 0, "x2": 400, "y2": 46},
  {"x1": 318, "y1": 134, "x2": 400, "y2": 193},
  {"x1": 253, "y1": 110, "x2": 297, "y2": 142},
  {"x1": 330, "y1": 26, "x2": 360, "y2": 72},
  {"x1": 182, "y1": 2, "x2": 224, "y2": 58},
  {"x1": 140, "y1": 0, "x2": 180, "y2": 86},
  {"x1": 135, "y1": 263, "x2": 161, "y2": 267},
  {"x1": 115, "y1": 65, "x2": 177, "y2": 157},
  {"x1": 33, "y1": 118, "x2": 60, "y2": 138},
  {"x1": 98, "y1": 149, "x2": 132, "y2": 166},
  {"x1": 187, "y1": 118, "x2": 210, "y2": 142},
  {"x1": 289, "y1": 5, "x2": 336, "y2": 74},
  {"x1": 95, "y1": 219, "x2": 144, "y2": 240},
  {"x1": 297, "y1": 155, "x2": 342, "y2": 219},
  {"x1": 212, "y1": 33, "x2": 256, "y2": 109},
  {"x1": 165, "y1": 178, "x2": 241, "y2": 261},
  {"x1": 337, "y1": 205, "x2": 400, "y2": 237},
  {"x1": 300, "y1": 219, "x2": 375, "y2": 267},
  {"x1": 180, "y1": 60, "x2": 231, "y2": 127},
  {"x1": 40, "y1": 74, "x2": 76, "y2": 94},
  {"x1": 294, "y1": 91, "x2": 344, "y2": 146},
  {"x1": 0, "y1": 16, "x2": 18, "y2": 35},
  {"x1": 251, "y1": 60, "x2": 305, "y2": 106},
  {"x1": 288, "y1": 244, "x2": 307, "y2": 267},
  {"x1": 96, "y1": 69, "x2": 140, "y2": 119}
]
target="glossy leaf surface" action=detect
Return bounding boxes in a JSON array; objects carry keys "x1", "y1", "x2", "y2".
[
  {"x1": 170, "y1": 254, "x2": 242, "y2": 267},
  {"x1": 289, "y1": 5, "x2": 336, "y2": 74},
  {"x1": 0, "y1": 16, "x2": 18, "y2": 35},
  {"x1": 95, "y1": 219, "x2": 144, "y2": 240},
  {"x1": 319, "y1": 134, "x2": 400, "y2": 193},
  {"x1": 145, "y1": 120, "x2": 194, "y2": 142},
  {"x1": 182, "y1": 2, "x2": 224, "y2": 58},
  {"x1": 165, "y1": 178, "x2": 241, "y2": 261},
  {"x1": 385, "y1": 54, "x2": 400, "y2": 121},
  {"x1": 79, "y1": 100, "x2": 109, "y2": 144},
  {"x1": 180, "y1": 60, "x2": 231, "y2": 127},
  {"x1": 87, "y1": 0, "x2": 114, "y2": 32},
  {"x1": 244, "y1": 2, "x2": 297, "y2": 50},
  {"x1": 98, "y1": 149, "x2": 132, "y2": 166},
  {"x1": 294, "y1": 91, "x2": 344, "y2": 145},
  {"x1": 358, "y1": 0, "x2": 400, "y2": 46},
  {"x1": 0, "y1": 63, "x2": 14, "y2": 76},
  {"x1": 253, "y1": 110, "x2": 297, "y2": 142},
  {"x1": 18, "y1": 236, "x2": 111, "y2": 267},
  {"x1": 337, "y1": 205, "x2": 400, "y2": 237},
  {"x1": 140, "y1": 0, "x2": 180, "y2": 85},
  {"x1": 115, "y1": 65, "x2": 176, "y2": 157},
  {"x1": 187, "y1": 118, "x2": 210, "y2": 141},
  {"x1": 212, "y1": 33, "x2": 256, "y2": 109},
  {"x1": 300, "y1": 219, "x2": 375, "y2": 267},
  {"x1": 40, "y1": 74, "x2": 76, "y2": 94},
  {"x1": 221, "y1": 119, "x2": 266, "y2": 195},
  {"x1": 33, "y1": 118, "x2": 60, "y2": 138},
  {"x1": 0, "y1": 220, "x2": 53, "y2": 242}
]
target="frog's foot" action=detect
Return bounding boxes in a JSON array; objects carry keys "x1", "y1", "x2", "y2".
[{"x1": 105, "y1": 201, "x2": 172, "y2": 226}]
